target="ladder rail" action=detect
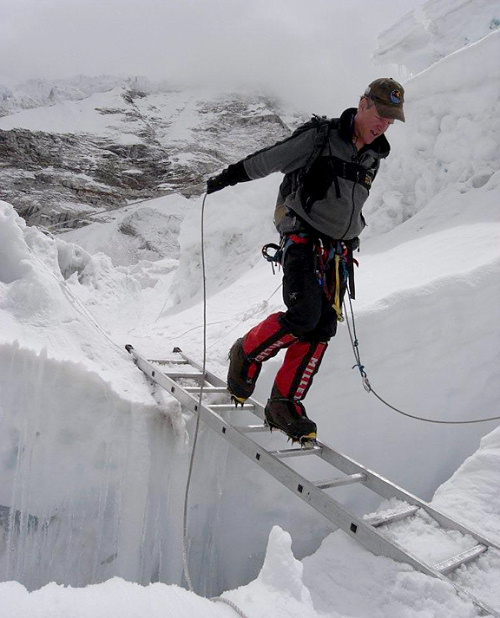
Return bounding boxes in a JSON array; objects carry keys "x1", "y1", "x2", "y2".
[
  {"x1": 128, "y1": 349, "x2": 448, "y2": 573},
  {"x1": 172, "y1": 347, "x2": 227, "y2": 389},
  {"x1": 146, "y1": 347, "x2": 500, "y2": 550},
  {"x1": 171, "y1": 348, "x2": 500, "y2": 553},
  {"x1": 126, "y1": 345, "x2": 500, "y2": 618},
  {"x1": 315, "y1": 443, "x2": 500, "y2": 551}
]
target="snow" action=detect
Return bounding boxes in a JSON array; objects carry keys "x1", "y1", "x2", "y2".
[
  {"x1": 365, "y1": 27, "x2": 500, "y2": 238},
  {"x1": 374, "y1": 0, "x2": 500, "y2": 74},
  {"x1": 60, "y1": 194, "x2": 189, "y2": 266},
  {"x1": 0, "y1": 5, "x2": 500, "y2": 617},
  {"x1": 0, "y1": 84, "x2": 296, "y2": 161}
]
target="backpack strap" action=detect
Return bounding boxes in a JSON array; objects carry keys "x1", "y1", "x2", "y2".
[{"x1": 301, "y1": 115, "x2": 334, "y2": 176}]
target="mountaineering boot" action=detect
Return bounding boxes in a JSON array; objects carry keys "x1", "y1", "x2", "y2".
[
  {"x1": 227, "y1": 338, "x2": 262, "y2": 404},
  {"x1": 227, "y1": 313, "x2": 297, "y2": 404},
  {"x1": 264, "y1": 397, "x2": 317, "y2": 443}
]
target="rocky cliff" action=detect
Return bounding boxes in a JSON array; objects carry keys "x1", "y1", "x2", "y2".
[{"x1": 0, "y1": 78, "x2": 302, "y2": 229}]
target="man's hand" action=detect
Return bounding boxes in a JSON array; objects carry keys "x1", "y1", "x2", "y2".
[
  {"x1": 207, "y1": 171, "x2": 231, "y2": 194},
  {"x1": 206, "y1": 162, "x2": 250, "y2": 194}
]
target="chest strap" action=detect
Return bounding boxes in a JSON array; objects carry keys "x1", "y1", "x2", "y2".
[{"x1": 328, "y1": 156, "x2": 375, "y2": 192}]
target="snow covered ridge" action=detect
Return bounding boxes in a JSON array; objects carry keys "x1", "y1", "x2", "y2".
[
  {"x1": 0, "y1": 75, "x2": 157, "y2": 117},
  {"x1": 0, "y1": 200, "x2": 194, "y2": 591},
  {"x1": 374, "y1": 0, "x2": 500, "y2": 73},
  {"x1": 0, "y1": 200, "x2": 174, "y2": 401},
  {"x1": 0, "y1": 84, "x2": 297, "y2": 228},
  {"x1": 364, "y1": 27, "x2": 500, "y2": 237}
]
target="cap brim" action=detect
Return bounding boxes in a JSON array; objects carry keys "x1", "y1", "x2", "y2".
[{"x1": 375, "y1": 102, "x2": 405, "y2": 123}]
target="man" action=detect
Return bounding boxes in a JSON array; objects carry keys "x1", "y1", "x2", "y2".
[{"x1": 207, "y1": 78, "x2": 405, "y2": 444}]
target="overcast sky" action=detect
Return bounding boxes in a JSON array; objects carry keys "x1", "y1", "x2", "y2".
[{"x1": 0, "y1": 0, "x2": 424, "y2": 111}]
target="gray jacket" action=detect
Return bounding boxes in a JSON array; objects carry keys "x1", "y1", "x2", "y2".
[{"x1": 242, "y1": 108, "x2": 390, "y2": 240}]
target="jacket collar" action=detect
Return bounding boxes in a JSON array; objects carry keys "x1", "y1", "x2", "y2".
[{"x1": 339, "y1": 107, "x2": 390, "y2": 159}]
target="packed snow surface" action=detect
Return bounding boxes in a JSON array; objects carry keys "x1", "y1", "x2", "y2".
[
  {"x1": 1, "y1": 6, "x2": 500, "y2": 618},
  {"x1": 373, "y1": 0, "x2": 500, "y2": 73}
]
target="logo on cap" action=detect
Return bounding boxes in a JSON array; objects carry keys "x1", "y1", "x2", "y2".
[{"x1": 390, "y1": 89, "x2": 402, "y2": 104}]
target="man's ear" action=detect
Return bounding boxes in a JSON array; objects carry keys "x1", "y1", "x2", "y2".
[{"x1": 358, "y1": 97, "x2": 367, "y2": 112}]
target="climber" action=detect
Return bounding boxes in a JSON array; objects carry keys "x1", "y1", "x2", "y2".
[{"x1": 207, "y1": 78, "x2": 405, "y2": 443}]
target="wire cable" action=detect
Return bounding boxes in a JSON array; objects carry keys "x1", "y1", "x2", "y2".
[
  {"x1": 344, "y1": 294, "x2": 500, "y2": 425},
  {"x1": 29, "y1": 189, "x2": 249, "y2": 612}
]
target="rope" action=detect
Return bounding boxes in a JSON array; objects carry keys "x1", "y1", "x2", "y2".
[
  {"x1": 180, "y1": 193, "x2": 251, "y2": 618},
  {"x1": 180, "y1": 192, "x2": 208, "y2": 593},
  {"x1": 43, "y1": 196, "x2": 157, "y2": 232},
  {"x1": 211, "y1": 597, "x2": 252, "y2": 617},
  {"x1": 31, "y1": 187, "x2": 248, "y2": 613},
  {"x1": 25, "y1": 244, "x2": 127, "y2": 358},
  {"x1": 344, "y1": 294, "x2": 500, "y2": 425}
]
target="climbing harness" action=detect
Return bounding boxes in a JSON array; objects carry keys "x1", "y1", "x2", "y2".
[
  {"x1": 262, "y1": 233, "x2": 306, "y2": 274},
  {"x1": 263, "y1": 233, "x2": 357, "y2": 323}
]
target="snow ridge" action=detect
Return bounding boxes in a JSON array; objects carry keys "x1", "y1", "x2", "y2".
[{"x1": 374, "y1": 0, "x2": 500, "y2": 73}]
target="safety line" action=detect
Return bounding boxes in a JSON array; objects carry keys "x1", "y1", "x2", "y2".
[
  {"x1": 180, "y1": 192, "x2": 250, "y2": 618},
  {"x1": 43, "y1": 195, "x2": 158, "y2": 232},
  {"x1": 344, "y1": 294, "x2": 500, "y2": 425},
  {"x1": 25, "y1": 243, "x2": 127, "y2": 358},
  {"x1": 31, "y1": 193, "x2": 251, "y2": 615},
  {"x1": 180, "y1": 193, "x2": 208, "y2": 594}
]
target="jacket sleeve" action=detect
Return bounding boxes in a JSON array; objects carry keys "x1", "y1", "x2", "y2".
[{"x1": 241, "y1": 128, "x2": 317, "y2": 180}]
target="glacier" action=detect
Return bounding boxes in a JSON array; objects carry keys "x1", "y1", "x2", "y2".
[{"x1": 0, "y1": 1, "x2": 499, "y2": 616}]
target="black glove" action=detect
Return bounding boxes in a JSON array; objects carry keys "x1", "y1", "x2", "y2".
[
  {"x1": 207, "y1": 171, "x2": 231, "y2": 194},
  {"x1": 206, "y1": 162, "x2": 250, "y2": 194}
]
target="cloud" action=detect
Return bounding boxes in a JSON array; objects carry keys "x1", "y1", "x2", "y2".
[{"x1": 0, "y1": 0, "x2": 422, "y2": 111}]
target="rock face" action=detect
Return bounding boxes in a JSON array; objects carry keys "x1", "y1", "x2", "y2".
[
  {"x1": 0, "y1": 78, "x2": 302, "y2": 229},
  {"x1": 0, "y1": 127, "x2": 172, "y2": 227}
]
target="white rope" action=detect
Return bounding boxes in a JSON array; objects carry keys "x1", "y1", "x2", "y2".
[
  {"x1": 44, "y1": 196, "x2": 156, "y2": 232},
  {"x1": 25, "y1": 244, "x2": 127, "y2": 357},
  {"x1": 180, "y1": 193, "x2": 251, "y2": 618},
  {"x1": 344, "y1": 295, "x2": 500, "y2": 425},
  {"x1": 33, "y1": 192, "x2": 250, "y2": 614}
]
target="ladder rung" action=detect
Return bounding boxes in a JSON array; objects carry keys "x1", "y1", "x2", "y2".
[
  {"x1": 209, "y1": 403, "x2": 255, "y2": 411},
  {"x1": 149, "y1": 359, "x2": 188, "y2": 365},
  {"x1": 269, "y1": 445, "x2": 322, "y2": 459},
  {"x1": 128, "y1": 345, "x2": 500, "y2": 618},
  {"x1": 233, "y1": 424, "x2": 269, "y2": 433},
  {"x1": 185, "y1": 386, "x2": 228, "y2": 394},
  {"x1": 434, "y1": 544, "x2": 488, "y2": 575},
  {"x1": 314, "y1": 473, "x2": 367, "y2": 489},
  {"x1": 365, "y1": 504, "x2": 420, "y2": 528},
  {"x1": 163, "y1": 372, "x2": 205, "y2": 380}
]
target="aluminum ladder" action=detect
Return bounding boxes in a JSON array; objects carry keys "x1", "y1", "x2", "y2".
[{"x1": 125, "y1": 344, "x2": 500, "y2": 617}]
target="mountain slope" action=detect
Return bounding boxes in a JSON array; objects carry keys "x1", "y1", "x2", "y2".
[{"x1": 0, "y1": 83, "x2": 299, "y2": 227}]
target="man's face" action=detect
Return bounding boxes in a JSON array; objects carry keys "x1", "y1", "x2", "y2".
[{"x1": 355, "y1": 98, "x2": 394, "y2": 145}]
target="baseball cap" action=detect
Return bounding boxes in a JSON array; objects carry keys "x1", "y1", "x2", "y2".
[{"x1": 364, "y1": 78, "x2": 405, "y2": 122}]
